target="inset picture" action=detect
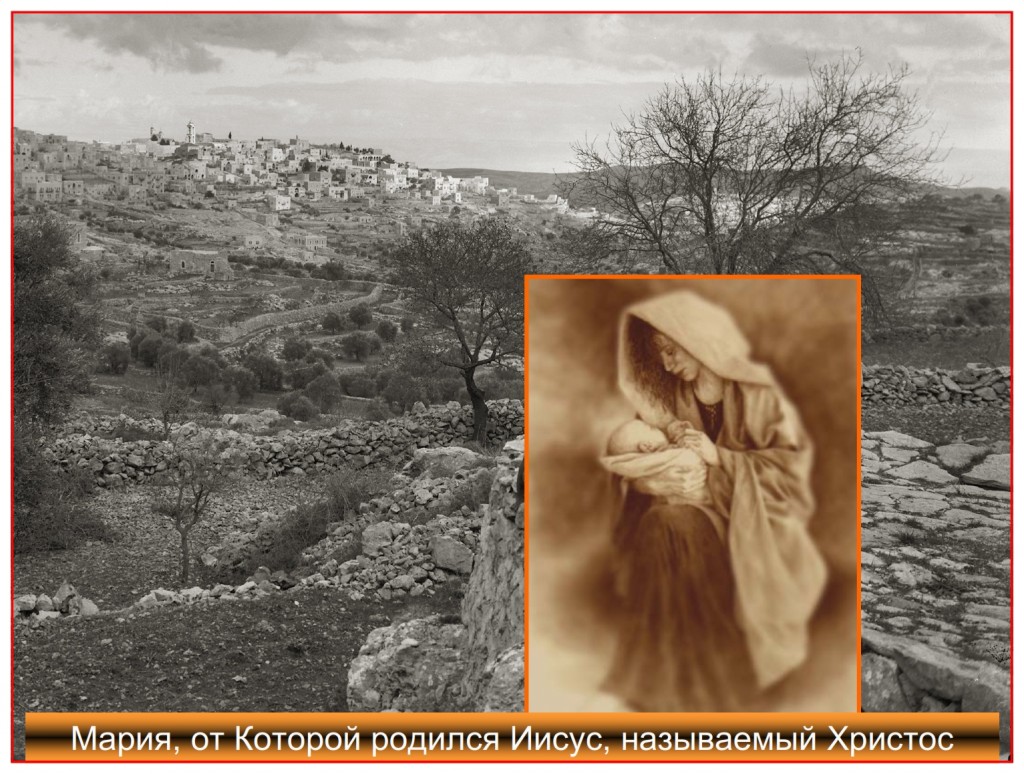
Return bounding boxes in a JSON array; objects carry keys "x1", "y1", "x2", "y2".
[{"x1": 526, "y1": 276, "x2": 859, "y2": 713}]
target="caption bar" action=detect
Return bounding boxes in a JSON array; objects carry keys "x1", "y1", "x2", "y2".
[{"x1": 26, "y1": 712, "x2": 1000, "y2": 762}]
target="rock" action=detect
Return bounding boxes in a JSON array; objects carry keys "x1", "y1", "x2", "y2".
[
  {"x1": 481, "y1": 646, "x2": 524, "y2": 712},
  {"x1": 53, "y1": 582, "x2": 77, "y2": 612},
  {"x1": 210, "y1": 584, "x2": 234, "y2": 597},
  {"x1": 15, "y1": 595, "x2": 37, "y2": 613},
  {"x1": 961, "y1": 455, "x2": 1010, "y2": 491},
  {"x1": 347, "y1": 616, "x2": 469, "y2": 712},
  {"x1": 865, "y1": 431, "x2": 934, "y2": 450},
  {"x1": 137, "y1": 592, "x2": 160, "y2": 609},
  {"x1": 431, "y1": 535, "x2": 474, "y2": 574},
  {"x1": 181, "y1": 587, "x2": 205, "y2": 602},
  {"x1": 35, "y1": 594, "x2": 54, "y2": 613},
  {"x1": 152, "y1": 588, "x2": 180, "y2": 603},
  {"x1": 34, "y1": 611, "x2": 61, "y2": 623},
  {"x1": 250, "y1": 566, "x2": 272, "y2": 584},
  {"x1": 935, "y1": 443, "x2": 988, "y2": 472},
  {"x1": 362, "y1": 522, "x2": 395, "y2": 555},
  {"x1": 861, "y1": 653, "x2": 912, "y2": 711},
  {"x1": 961, "y1": 663, "x2": 1011, "y2": 756},
  {"x1": 889, "y1": 461, "x2": 957, "y2": 485},
  {"x1": 77, "y1": 598, "x2": 100, "y2": 617},
  {"x1": 407, "y1": 446, "x2": 488, "y2": 479},
  {"x1": 890, "y1": 563, "x2": 934, "y2": 587},
  {"x1": 391, "y1": 574, "x2": 415, "y2": 591}
]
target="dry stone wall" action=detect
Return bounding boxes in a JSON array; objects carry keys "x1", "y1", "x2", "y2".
[
  {"x1": 346, "y1": 441, "x2": 525, "y2": 712},
  {"x1": 862, "y1": 364, "x2": 1009, "y2": 409},
  {"x1": 46, "y1": 400, "x2": 524, "y2": 487}
]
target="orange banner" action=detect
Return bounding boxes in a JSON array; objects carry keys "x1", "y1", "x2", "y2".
[{"x1": 26, "y1": 712, "x2": 1000, "y2": 762}]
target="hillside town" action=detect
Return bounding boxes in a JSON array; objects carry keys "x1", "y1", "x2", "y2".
[{"x1": 13, "y1": 123, "x2": 572, "y2": 278}]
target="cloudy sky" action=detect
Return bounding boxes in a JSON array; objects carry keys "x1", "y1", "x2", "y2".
[{"x1": 13, "y1": 12, "x2": 1011, "y2": 186}]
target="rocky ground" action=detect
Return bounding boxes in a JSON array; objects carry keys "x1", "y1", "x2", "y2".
[
  {"x1": 860, "y1": 430, "x2": 1010, "y2": 754},
  {"x1": 13, "y1": 440, "x2": 523, "y2": 760}
]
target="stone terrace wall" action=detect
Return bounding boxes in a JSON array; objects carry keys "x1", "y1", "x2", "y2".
[
  {"x1": 862, "y1": 364, "x2": 1009, "y2": 409},
  {"x1": 863, "y1": 324, "x2": 1007, "y2": 344},
  {"x1": 46, "y1": 400, "x2": 524, "y2": 488},
  {"x1": 195, "y1": 284, "x2": 383, "y2": 342}
]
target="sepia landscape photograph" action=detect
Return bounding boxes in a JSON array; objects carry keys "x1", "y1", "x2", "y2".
[{"x1": 11, "y1": 9, "x2": 1011, "y2": 760}]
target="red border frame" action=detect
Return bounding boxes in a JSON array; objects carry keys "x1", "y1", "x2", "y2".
[{"x1": 9, "y1": 8, "x2": 1014, "y2": 765}]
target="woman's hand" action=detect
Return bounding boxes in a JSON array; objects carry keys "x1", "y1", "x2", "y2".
[
  {"x1": 633, "y1": 464, "x2": 707, "y2": 500},
  {"x1": 680, "y1": 429, "x2": 720, "y2": 466}
]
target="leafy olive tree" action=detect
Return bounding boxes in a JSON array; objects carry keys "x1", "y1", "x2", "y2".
[{"x1": 388, "y1": 219, "x2": 531, "y2": 443}]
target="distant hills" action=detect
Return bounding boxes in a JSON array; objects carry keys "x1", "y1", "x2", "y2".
[
  {"x1": 439, "y1": 168, "x2": 1008, "y2": 203},
  {"x1": 438, "y1": 168, "x2": 569, "y2": 198}
]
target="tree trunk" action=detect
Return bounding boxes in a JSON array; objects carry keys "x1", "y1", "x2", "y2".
[
  {"x1": 463, "y1": 369, "x2": 489, "y2": 445},
  {"x1": 179, "y1": 529, "x2": 190, "y2": 584}
]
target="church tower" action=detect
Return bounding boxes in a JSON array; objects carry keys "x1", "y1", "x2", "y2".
[{"x1": 186, "y1": 120, "x2": 196, "y2": 144}]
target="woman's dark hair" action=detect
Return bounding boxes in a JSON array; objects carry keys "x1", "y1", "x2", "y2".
[{"x1": 625, "y1": 316, "x2": 677, "y2": 411}]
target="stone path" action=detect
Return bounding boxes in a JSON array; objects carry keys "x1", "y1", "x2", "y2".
[{"x1": 861, "y1": 430, "x2": 1009, "y2": 753}]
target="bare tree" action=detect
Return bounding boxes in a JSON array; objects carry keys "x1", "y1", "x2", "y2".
[
  {"x1": 155, "y1": 433, "x2": 240, "y2": 584},
  {"x1": 565, "y1": 51, "x2": 944, "y2": 293},
  {"x1": 388, "y1": 219, "x2": 531, "y2": 443}
]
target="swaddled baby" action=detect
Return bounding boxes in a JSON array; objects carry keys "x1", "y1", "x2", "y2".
[{"x1": 600, "y1": 419, "x2": 707, "y2": 503}]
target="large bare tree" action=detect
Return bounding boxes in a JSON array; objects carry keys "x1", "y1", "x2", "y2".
[
  {"x1": 388, "y1": 218, "x2": 531, "y2": 443},
  {"x1": 565, "y1": 52, "x2": 944, "y2": 297}
]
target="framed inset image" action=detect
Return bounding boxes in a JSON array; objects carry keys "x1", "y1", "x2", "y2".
[{"x1": 526, "y1": 276, "x2": 860, "y2": 713}]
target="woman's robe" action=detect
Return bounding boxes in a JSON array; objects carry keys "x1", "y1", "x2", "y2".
[{"x1": 605, "y1": 292, "x2": 827, "y2": 710}]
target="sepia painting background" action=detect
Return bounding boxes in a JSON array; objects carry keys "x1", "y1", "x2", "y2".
[{"x1": 527, "y1": 277, "x2": 860, "y2": 712}]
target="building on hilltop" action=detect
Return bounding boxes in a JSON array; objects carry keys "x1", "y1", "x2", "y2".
[{"x1": 166, "y1": 248, "x2": 233, "y2": 280}]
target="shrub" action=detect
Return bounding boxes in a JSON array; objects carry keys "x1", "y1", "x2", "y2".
[
  {"x1": 400, "y1": 316, "x2": 415, "y2": 333},
  {"x1": 223, "y1": 365, "x2": 258, "y2": 401},
  {"x1": 364, "y1": 399, "x2": 392, "y2": 420},
  {"x1": 182, "y1": 354, "x2": 221, "y2": 390},
  {"x1": 304, "y1": 373, "x2": 343, "y2": 412},
  {"x1": 102, "y1": 341, "x2": 131, "y2": 375},
  {"x1": 307, "y1": 347, "x2": 335, "y2": 368},
  {"x1": 243, "y1": 352, "x2": 284, "y2": 391},
  {"x1": 376, "y1": 319, "x2": 398, "y2": 343},
  {"x1": 382, "y1": 372, "x2": 425, "y2": 412},
  {"x1": 277, "y1": 392, "x2": 319, "y2": 421},
  {"x1": 287, "y1": 360, "x2": 328, "y2": 390},
  {"x1": 322, "y1": 311, "x2": 343, "y2": 333},
  {"x1": 348, "y1": 302, "x2": 373, "y2": 327},
  {"x1": 201, "y1": 383, "x2": 230, "y2": 414},
  {"x1": 137, "y1": 333, "x2": 166, "y2": 368},
  {"x1": 177, "y1": 320, "x2": 196, "y2": 343},
  {"x1": 340, "y1": 373, "x2": 376, "y2": 398},
  {"x1": 282, "y1": 336, "x2": 312, "y2": 361},
  {"x1": 340, "y1": 331, "x2": 376, "y2": 361},
  {"x1": 14, "y1": 426, "x2": 108, "y2": 553},
  {"x1": 423, "y1": 376, "x2": 464, "y2": 404},
  {"x1": 145, "y1": 315, "x2": 167, "y2": 333}
]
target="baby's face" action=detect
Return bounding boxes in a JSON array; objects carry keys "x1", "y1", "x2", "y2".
[{"x1": 633, "y1": 425, "x2": 670, "y2": 453}]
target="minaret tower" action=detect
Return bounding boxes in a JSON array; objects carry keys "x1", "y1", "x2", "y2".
[{"x1": 186, "y1": 120, "x2": 196, "y2": 144}]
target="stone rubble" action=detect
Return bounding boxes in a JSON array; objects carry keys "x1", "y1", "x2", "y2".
[
  {"x1": 345, "y1": 440, "x2": 525, "y2": 712},
  {"x1": 861, "y1": 430, "x2": 1009, "y2": 754},
  {"x1": 14, "y1": 582, "x2": 101, "y2": 626},
  {"x1": 44, "y1": 400, "x2": 523, "y2": 487},
  {"x1": 862, "y1": 364, "x2": 1009, "y2": 409}
]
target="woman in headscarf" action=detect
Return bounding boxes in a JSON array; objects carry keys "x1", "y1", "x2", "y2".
[{"x1": 602, "y1": 290, "x2": 827, "y2": 712}]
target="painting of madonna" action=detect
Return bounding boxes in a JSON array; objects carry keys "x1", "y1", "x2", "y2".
[
  {"x1": 527, "y1": 279, "x2": 858, "y2": 713},
  {"x1": 602, "y1": 291, "x2": 825, "y2": 711}
]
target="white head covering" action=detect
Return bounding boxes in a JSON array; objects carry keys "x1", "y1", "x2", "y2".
[{"x1": 618, "y1": 290, "x2": 776, "y2": 423}]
